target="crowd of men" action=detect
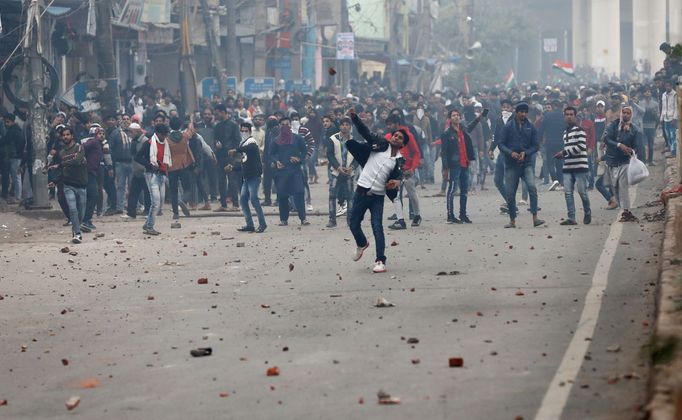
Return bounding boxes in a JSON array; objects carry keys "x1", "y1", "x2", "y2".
[{"x1": 0, "y1": 48, "x2": 679, "y2": 271}]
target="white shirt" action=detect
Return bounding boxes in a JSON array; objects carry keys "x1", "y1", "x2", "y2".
[
  {"x1": 661, "y1": 90, "x2": 678, "y2": 122},
  {"x1": 356, "y1": 147, "x2": 402, "y2": 196}
]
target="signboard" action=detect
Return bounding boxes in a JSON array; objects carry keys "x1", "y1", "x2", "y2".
[
  {"x1": 543, "y1": 38, "x2": 558, "y2": 53},
  {"x1": 285, "y1": 79, "x2": 313, "y2": 94},
  {"x1": 61, "y1": 78, "x2": 121, "y2": 113},
  {"x1": 336, "y1": 32, "x2": 355, "y2": 60},
  {"x1": 141, "y1": 0, "x2": 171, "y2": 24},
  {"x1": 198, "y1": 77, "x2": 237, "y2": 99},
  {"x1": 243, "y1": 77, "x2": 275, "y2": 99}
]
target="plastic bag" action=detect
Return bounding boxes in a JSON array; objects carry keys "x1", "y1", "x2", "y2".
[{"x1": 627, "y1": 152, "x2": 649, "y2": 185}]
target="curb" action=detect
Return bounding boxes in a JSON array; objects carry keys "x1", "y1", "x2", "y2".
[{"x1": 647, "y1": 155, "x2": 682, "y2": 420}]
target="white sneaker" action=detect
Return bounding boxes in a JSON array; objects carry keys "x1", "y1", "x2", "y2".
[
  {"x1": 336, "y1": 203, "x2": 347, "y2": 217},
  {"x1": 71, "y1": 234, "x2": 82, "y2": 244},
  {"x1": 548, "y1": 180, "x2": 560, "y2": 191},
  {"x1": 120, "y1": 214, "x2": 132, "y2": 219},
  {"x1": 306, "y1": 204, "x2": 314, "y2": 212},
  {"x1": 518, "y1": 200, "x2": 528, "y2": 206},
  {"x1": 353, "y1": 243, "x2": 369, "y2": 262},
  {"x1": 372, "y1": 261, "x2": 387, "y2": 273},
  {"x1": 556, "y1": 186, "x2": 564, "y2": 192}
]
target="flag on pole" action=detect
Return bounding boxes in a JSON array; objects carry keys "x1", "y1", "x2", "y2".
[
  {"x1": 552, "y1": 60, "x2": 575, "y2": 77},
  {"x1": 463, "y1": 73, "x2": 470, "y2": 95},
  {"x1": 504, "y1": 69, "x2": 515, "y2": 89}
]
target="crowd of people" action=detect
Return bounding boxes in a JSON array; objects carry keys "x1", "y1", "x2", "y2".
[{"x1": 0, "y1": 49, "x2": 678, "y2": 272}]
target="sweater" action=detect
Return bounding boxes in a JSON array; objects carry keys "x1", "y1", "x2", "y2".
[
  {"x1": 235, "y1": 136, "x2": 263, "y2": 179},
  {"x1": 57, "y1": 142, "x2": 88, "y2": 188},
  {"x1": 561, "y1": 125, "x2": 589, "y2": 173}
]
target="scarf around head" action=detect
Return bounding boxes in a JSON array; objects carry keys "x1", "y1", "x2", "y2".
[
  {"x1": 275, "y1": 125, "x2": 293, "y2": 145},
  {"x1": 619, "y1": 105, "x2": 633, "y2": 132},
  {"x1": 149, "y1": 133, "x2": 172, "y2": 167}
]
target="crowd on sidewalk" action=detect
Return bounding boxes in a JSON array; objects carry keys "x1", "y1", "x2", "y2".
[{"x1": 0, "y1": 47, "x2": 679, "y2": 272}]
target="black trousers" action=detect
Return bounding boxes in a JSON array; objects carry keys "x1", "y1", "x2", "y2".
[{"x1": 127, "y1": 176, "x2": 151, "y2": 217}]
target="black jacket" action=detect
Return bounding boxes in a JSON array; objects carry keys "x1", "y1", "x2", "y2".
[
  {"x1": 349, "y1": 113, "x2": 403, "y2": 200},
  {"x1": 440, "y1": 125, "x2": 475, "y2": 170},
  {"x1": 214, "y1": 119, "x2": 240, "y2": 162},
  {"x1": 234, "y1": 136, "x2": 263, "y2": 179},
  {"x1": 2, "y1": 124, "x2": 25, "y2": 159}
]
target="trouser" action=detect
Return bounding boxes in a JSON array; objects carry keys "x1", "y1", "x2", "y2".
[
  {"x1": 563, "y1": 172, "x2": 591, "y2": 221},
  {"x1": 63, "y1": 185, "x2": 87, "y2": 236},
  {"x1": 546, "y1": 149, "x2": 564, "y2": 184},
  {"x1": 203, "y1": 160, "x2": 218, "y2": 200},
  {"x1": 447, "y1": 165, "x2": 470, "y2": 218},
  {"x1": 240, "y1": 176, "x2": 266, "y2": 228},
  {"x1": 127, "y1": 175, "x2": 151, "y2": 217},
  {"x1": 307, "y1": 148, "x2": 318, "y2": 178},
  {"x1": 278, "y1": 192, "x2": 306, "y2": 222},
  {"x1": 349, "y1": 190, "x2": 386, "y2": 263},
  {"x1": 328, "y1": 174, "x2": 352, "y2": 224},
  {"x1": 477, "y1": 157, "x2": 487, "y2": 186},
  {"x1": 494, "y1": 155, "x2": 507, "y2": 200},
  {"x1": 56, "y1": 181, "x2": 69, "y2": 219},
  {"x1": 604, "y1": 164, "x2": 630, "y2": 210},
  {"x1": 0, "y1": 158, "x2": 9, "y2": 198},
  {"x1": 144, "y1": 172, "x2": 166, "y2": 230},
  {"x1": 301, "y1": 164, "x2": 311, "y2": 205},
  {"x1": 504, "y1": 163, "x2": 539, "y2": 220},
  {"x1": 9, "y1": 159, "x2": 22, "y2": 200},
  {"x1": 103, "y1": 166, "x2": 116, "y2": 211},
  {"x1": 422, "y1": 145, "x2": 434, "y2": 183},
  {"x1": 398, "y1": 174, "x2": 420, "y2": 218},
  {"x1": 168, "y1": 168, "x2": 192, "y2": 216},
  {"x1": 663, "y1": 120, "x2": 677, "y2": 155},
  {"x1": 191, "y1": 167, "x2": 209, "y2": 204},
  {"x1": 262, "y1": 165, "x2": 274, "y2": 203},
  {"x1": 84, "y1": 173, "x2": 99, "y2": 224},
  {"x1": 227, "y1": 170, "x2": 241, "y2": 208},
  {"x1": 595, "y1": 174, "x2": 613, "y2": 202},
  {"x1": 643, "y1": 128, "x2": 656, "y2": 163},
  {"x1": 114, "y1": 161, "x2": 132, "y2": 211},
  {"x1": 217, "y1": 160, "x2": 229, "y2": 207},
  {"x1": 587, "y1": 150, "x2": 598, "y2": 188}
]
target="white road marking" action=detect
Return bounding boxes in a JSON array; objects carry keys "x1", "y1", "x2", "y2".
[{"x1": 534, "y1": 186, "x2": 638, "y2": 420}]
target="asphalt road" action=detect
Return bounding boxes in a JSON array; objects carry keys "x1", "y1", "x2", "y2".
[{"x1": 0, "y1": 160, "x2": 664, "y2": 419}]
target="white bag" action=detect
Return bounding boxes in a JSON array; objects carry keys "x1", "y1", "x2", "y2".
[{"x1": 627, "y1": 153, "x2": 649, "y2": 185}]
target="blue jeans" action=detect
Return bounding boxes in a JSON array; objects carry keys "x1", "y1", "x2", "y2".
[
  {"x1": 9, "y1": 159, "x2": 22, "y2": 200},
  {"x1": 349, "y1": 190, "x2": 386, "y2": 263},
  {"x1": 494, "y1": 155, "x2": 507, "y2": 200},
  {"x1": 643, "y1": 128, "x2": 656, "y2": 163},
  {"x1": 563, "y1": 172, "x2": 591, "y2": 221},
  {"x1": 587, "y1": 150, "x2": 597, "y2": 188},
  {"x1": 447, "y1": 165, "x2": 469, "y2": 218},
  {"x1": 84, "y1": 173, "x2": 99, "y2": 224},
  {"x1": 115, "y1": 162, "x2": 132, "y2": 211},
  {"x1": 240, "y1": 177, "x2": 266, "y2": 228},
  {"x1": 63, "y1": 184, "x2": 86, "y2": 235},
  {"x1": 144, "y1": 172, "x2": 166, "y2": 230},
  {"x1": 328, "y1": 174, "x2": 353, "y2": 224},
  {"x1": 595, "y1": 174, "x2": 613, "y2": 202},
  {"x1": 663, "y1": 120, "x2": 677, "y2": 155},
  {"x1": 504, "y1": 163, "x2": 538, "y2": 220}
]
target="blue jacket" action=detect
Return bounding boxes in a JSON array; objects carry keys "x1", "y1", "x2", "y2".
[
  {"x1": 538, "y1": 110, "x2": 565, "y2": 150},
  {"x1": 602, "y1": 120, "x2": 644, "y2": 166},
  {"x1": 498, "y1": 117, "x2": 539, "y2": 166}
]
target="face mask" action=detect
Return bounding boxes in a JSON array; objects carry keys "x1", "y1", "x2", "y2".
[
  {"x1": 502, "y1": 110, "x2": 513, "y2": 121},
  {"x1": 416, "y1": 109, "x2": 424, "y2": 119},
  {"x1": 291, "y1": 121, "x2": 301, "y2": 132},
  {"x1": 240, "y1": 132, "x2": 250, "y2": 141}
]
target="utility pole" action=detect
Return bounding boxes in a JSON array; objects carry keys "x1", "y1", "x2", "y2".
[
  {"x1": 26, "y1": 0, "x2": 48, "y2": 208},
  {"x1": 254, "y1": 0, "x2": 267, "y2": 76},
  {"x1": 388, "y1": 1, "x2": 399, "y2": 91},
  {"x1": 179, "y1": 0, "x2": 198, "y2": 116},
  {"x1": 95, "y1": 0, "x2": 118, "y2": 116},
  {"x1": 225, "y1": 0, "x2": 238, "y2": 80},
  {"x1": 200, "y1": 0, "x2": 226, "y2": 96},
  {"x1": 340, "y1": 0, "x2": 350, "y2": 94}
]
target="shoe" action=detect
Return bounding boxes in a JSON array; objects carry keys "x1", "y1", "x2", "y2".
[
  {"x1": 583, "y1": 214, "x2": 591, "y2": 225},
  {"x1": 504, "y1": 222, "x2": 516, "y2": 228},
  {"x1": 387, "y1": 213, "x2": 397, "y2": 221},
  {"x1": 261, "y1": 200, "x2": 272, "y2": 207},
  {"x1": 372, "y1": 261, "x2": 387, "y2": 273},
  {"x1": 460, "y1": 215, "x2": 472, "y2": 224},
  {"x1": 170, "y1": 221, "x2": 181, "y2": 229},
  {"x1": 306, "y1": 204, "x2": 314, "y2": 212},
  {"x1": 82, "y1": 222, "x2": 96, "y2": 231},
  {"x1": 548, "y1": 180, "x2": 560, "y2": 191},
  {"x1": 533, "y1": 219, "x2": 546, "y2": 227},
  {"x1": 229, "y1": 206, "x2": 240, "y2": 212},
  {"x1": 619, "y1": 211, "x2": 638, "y2": 222},
  {"x1": 389, "y1": 219, "x2": 407, "y2": 230},
  {"x1": 447, "y1": 215, "x2": 456, "y2": 224},
  {"x1": 336, "y1": 203, "x2": 348, "y2": 217},
  {"x1": 63, "y1": 220, "x2": 71, "y2": 227},
  {"x1": 648, "y1": 161, "x2": 657, "y2": 166},
  {"x1": 518, "y1": 200, "x2": 528, "y2": 206},
  {"x1": 560, "y1": 219, "x2": 578, "y2": 226},
  {"x1": 71, "y1": 233, "x2": 82, "y2": 244},
  {"x1": 556, "y1": 186, "x2": 564, "y2": 192},
  {"x1": 278, "y1": 220, "x2": 288, "y2": 226},
  {"x1": 114, "y1": 209, "x2": 124, "y2": 215},
  {"x1": 411, "y1": 215, "x2": 422, "y2": 227},
  {"x1": 237, "y1": 226, "x2": 255, "y2": 232},
  {"x1": 144, "y1": 228, "x2": 161, "y2": 235},
  {"x1": 256, "y1": 225, "x2": 267, "y2": 233},
  {"x1": 104, "y1": 209, "x2": 117, "y2": 216},
  {"x1": 179, "y1": 201, "x2": 190, "y2": 217},
  {"x1": 326, "y1": 221, "x2": 337, "y2": 228},
  {"x1": 213, "y1": 207, "x2": 229, "y2": 212},
  {"x1": 606, "y1": 197, "x2": 619, "y2": 210},
  {"x1": 80, "y1": 224, "x2": 92, "y2": 233},
  {"x1": 120, "y1": 214, "x2": 132, "y2": 219},
  {"x1": 200, "y1": 203, "x2": 212, "y2": 211},
  {"x1": 301, "y1": 219, "x2": 311, "y2": 226},
  {"x1": 353, "y1": 242, "x2": 370, "y2": 262}
]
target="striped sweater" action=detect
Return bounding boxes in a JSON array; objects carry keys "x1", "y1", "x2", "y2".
[{"x1": 561, "y1": 125, "x2": 589, "y2": 173}]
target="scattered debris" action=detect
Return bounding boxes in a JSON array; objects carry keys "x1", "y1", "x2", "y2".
[
  {"x1": 190, "y1": 347, "x2": 212, "y2": 357},
  {"x1": 147, "y1": 296, "x2": 155, "y2": 301},
  {"x1": 407, "y1": 337, "x2": 419, "y2": 344},
  {"x1": 390, "y1": 241, "x2": 399, "y2": 246},
  {"x1": 65, "y1": 396, "x2": 80, "y2": 411},
  {"x1": 375, "y1": 297, "x2": 395, "y2": 307},
  {"x1": 436, "y1": 270, "x2": 461, "y2": 276},
  {"x1": 606, "y1": 345, "x2": 621, "y2": 353},
  {"x1": 411, "y1": 358, "x2": 421, "y2": 364},
  {"x1": 60, "y1": 247, "x2": 70, "y2": 253},
  {"x1": 197, "y1": 278, "x2": 208, "y2": 285},
  {"x1": 236, "y1": 242, "x2": 245, "y2": 248},
  {"x1": 377, "y1": 390, "x2": 401, "y2": 405},
  {"x1": 515, "y1": 290, "x2": 525, "y2": 296},
  {"x1": 449, "y1": 357, "x2": 464, "y2": 367},
  {"x1": 61, "y1": 359, "x2": 69, "y2": 366},
  {"x1": 219, "y1": 392, "x2": 230, "y2": 398},
  {"x1": 0, "y1": 399, "x2": 7, "y2": 406},
  {"x1": 260, "y1": 304, "x2": 271, "y2": 309},
  {"x1": 266, "y1": 366, "x2": 280, "y2": 376},
  {"x1": 159, "y1": 261, "x2": 183, "y2": 266},
  {"x1": 289, "y1": 263, "x2": 294, "y2": 272},
  {"x1": 79, "y1": 378, "x2": 99, "y2": 389}
]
